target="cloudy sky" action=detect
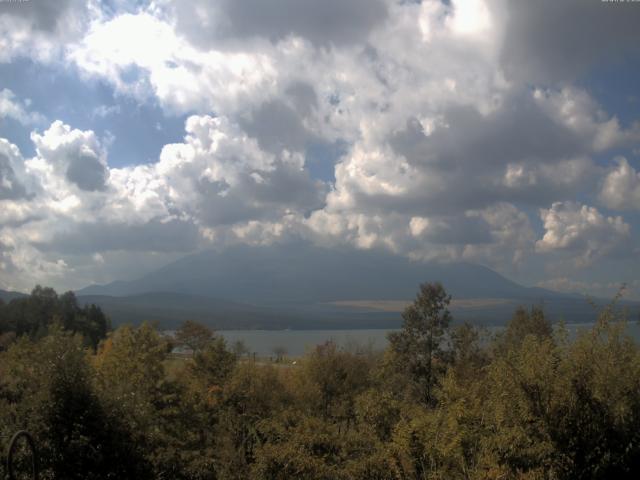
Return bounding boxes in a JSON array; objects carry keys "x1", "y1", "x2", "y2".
[{"x1": 1, "y1": 0, "x2": 639, "y2": 299}]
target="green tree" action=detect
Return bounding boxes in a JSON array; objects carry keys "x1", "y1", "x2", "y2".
[
  {"x1": 388, "y1": 282, "x2": 452, "y2": 405},
  {"x1": 295, "y1": 341, "x2": 371, "y2": 423},
  {"x1": 494, "y1": 305, "x2": 552, "y2": 356},
  {"x1": 216, "y1": 363, "x2": 291, "y2": 479},
  {"x1": 0, "y1": 286, "x2": 109, "y2": 348},
  {"x1": 450, "y1": 322, "x2": 488, "y2": 382},
  {"x1": 186, "y1": 336, "x2": 237, "y2": 398},
  {"x1": 0, "y1": 327, "x2": 149, "y2": 479},
  {"x1": 93, "y1": 323, "x2": 178, "y2": 477}
]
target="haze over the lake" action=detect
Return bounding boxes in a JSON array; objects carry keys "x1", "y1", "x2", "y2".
[{"x1": 1, "y1": 0, "x2": 639, "y2": 299}]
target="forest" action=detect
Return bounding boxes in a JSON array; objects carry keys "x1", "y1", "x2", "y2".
[{"x1": 1, "y1": 283, "x2": 640, "y2": 479}]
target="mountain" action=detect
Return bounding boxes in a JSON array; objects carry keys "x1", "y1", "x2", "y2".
[
  {"x1": 0, "y1": 289, "x2": 28, "y2": 302},
  {"x1": 78, "y1": 243, "x2": 565, "y2": 303},
  {"x1": 74, "y1": 244, "x2": 633, "y2": 329}
]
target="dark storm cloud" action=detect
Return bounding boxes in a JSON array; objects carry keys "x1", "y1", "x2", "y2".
[
  {"x1": 390, "y1": 94, "x2": 584, "y2": 172},
  {"x1": 284, "y1": 81, "x2": 318, "y2": 118},
  {"x1": 173, "y1": 0, "x2": 388, "y2": 48},
  {"x1": 34, "y1": 218, "x2": 201, "y2": 254},
  {"x1": 497, "y1": 0, "x2": 640, "y2": 83},
  {"x1": 0, "y1": 241, "x2": 16, "y2": 273},
  {"x1": 0, "y1": 0, "x2": 86, "y2": 32},
  {"x1": 418, "y1": 216, "x2": 493, "y2": 245},
  {"x1": 66, "y1": 153, "x2": 109, "y2": 192},
  {"x1": 196, "y1": 162, "x2": 327, "y2": 226},
  {"x1": 240, "y1": 100, "x2": 317, "y2": 153},
  {"x1": 356, "y1": 91, "x2": 598, "y2": 216},
  {"x1": 0, "y1": 152, "x2": 27, "y2": 200}
]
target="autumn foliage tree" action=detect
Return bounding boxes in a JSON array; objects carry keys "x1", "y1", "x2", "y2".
[
  {"x1": 175, "y1": 319, "x2": 215, "y2": 352},
  {"x1": 2, "y1": 283, "x2": 640, "y2": 479}
]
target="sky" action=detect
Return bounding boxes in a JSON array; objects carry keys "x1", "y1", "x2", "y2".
[{"x1": 0, "y1": 0, "x2": 639, "y2": 299}]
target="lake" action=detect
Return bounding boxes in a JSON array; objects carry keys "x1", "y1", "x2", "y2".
[{"x1": 218, "y1": 321, "x2": 640, "y2": 357}]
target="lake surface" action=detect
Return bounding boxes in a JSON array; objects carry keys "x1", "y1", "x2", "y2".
[{"x1": 218, "y1": 322, "x2": 640, "y2": 357}]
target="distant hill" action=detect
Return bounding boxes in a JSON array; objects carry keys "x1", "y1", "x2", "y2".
[
  {"x1": 0, "y1": 289, "x2": 27, "y2": 302},
  {"x1": 71, "y1": 244, "x2": 639, "y2": 329},
  {"x1": 75, "y1": 291, "x2": 407, "y2": 330},
  {"x1": 76, "y1": 292, "x2": 293, "y2": 330}
]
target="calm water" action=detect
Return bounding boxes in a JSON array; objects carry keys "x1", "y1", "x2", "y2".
[{"x1": 218, "y1": 322, "x2": 640, "y2": 357}]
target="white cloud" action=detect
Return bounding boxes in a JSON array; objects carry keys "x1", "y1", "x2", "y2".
[
  {"x1": 0, "y1": 138, "x2": 29, "y2": 201},
  {"x1": 533, "y1": 87, "x2": 640, "y2": 152},
  {"x1": 305, "y1": 202, "x2": 535, "y2": 272},
  {"x1": 1, "y1": 0, "x2": 639, "y2": 291},
  {"x1": 0, "y1": 89, "x2": 45, "y2": 125},
  {"x1": 599, "y1": 157, "x2": 640, "y2": 211},
  {"x1": 536, "y1": 202, "x2": 631, "y2": 266},
  {"x1": 91, "y1": 104, "x2": 121, "y2": 119},
  {"x1": 463, "y1": 203, "x2": 535, "y2": 266},
  {"x1": 1, "y1": 113, "x2": 328, "y2": 290},
  {"x1": 0, "y1": 0, "x2": 90, "y2": 62},
  {"x1": 69, "y1": 12, "x2": 279, "y2": 114},
  {"x1": 30, "y1": 120, "x2": 109, "y2": 194}
]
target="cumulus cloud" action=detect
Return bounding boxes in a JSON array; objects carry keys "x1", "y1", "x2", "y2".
[
  {"x1": 536, "y1": 202, "x2": 631, "y2": 266},
  {"x1": 154, "y1": 115, "x2": 326, "y2": 227},
  {"x1": 533, "y1": 88, "x2": 640, "y2": 152},
  {"x1": 0, "y1": 89, "x2": 46, "y2": 126},
  {"x1": 0, "y1": 113, "x2": 330, "y2": 289},
  {"x1": 31, "y1": 120, "x2": 109, "y2": 192},
  {"x1": 599, "y1": 157, "x2": 640, "y2": 210},
  {"x1": 171, "y1": 0, "x2": 388, "y2": 48},
  {"x1": 0, "y1": 139, "x2": 28, "y2": 200},
  {"x1": 65, "y1": 4, "x2": 636, "y2": 270},
  {"x1": 305, "y1": 202, "x2": 535, "y2": 273},
  {"x1": 0, "y1": 0, "x2": 89, "y2": 62},
  {"x1": 68, "y1": 12, "x2": 280, "y2": 114},
  {"x1": 1, "y1": 0, "x2": 640, "y2": 290}
]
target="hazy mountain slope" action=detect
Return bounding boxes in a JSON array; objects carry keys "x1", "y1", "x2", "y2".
[
  {"x1": 0, "y1": 289, "x2": 28, "y2": 302},
  {"x1": 77, "y1": 292, "x2": 292, "y2": 329},
  {"x1": 76, "y1": 291, "x2": 412, "y2": 329},
  {"x1": 76, "y1": 244, "x2": 635, "y2": 329},
  {"x1": 75, "y1": 291, "x2": 636, "y2": 330},
  {"x1": 78, "y1": 244, "x2": 566, "y2": 303}
]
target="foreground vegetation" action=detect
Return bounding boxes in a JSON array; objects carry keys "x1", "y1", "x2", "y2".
[{"x1": 1, "y1": 284, "x2": 640, "y2": 479}]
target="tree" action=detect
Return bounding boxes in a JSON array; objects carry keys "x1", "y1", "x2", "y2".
[
  {"x1": 232, "y1": 339, "x2": 249, "y2": 358},
  {"x1": 272, "y1": 345, "x2": 288, "y2": 362},
  {"x1": 0, "y1": 287, "x2": 109, "y2": 348},
  {"x1": 494, "y1": 305, "x2": 552, "y2": 355},
  {"x1": 187, "y1": 336, "x2": 237, "y2": 396},
  {"x1": 0, "y1": 327, "x2": 150, "y2": 479},
  {"x1": 295, "y1": 341, "x2": 371, "y2": 423},
  {"x1": 93, "y1": 323, "x2": 186, "y2": 477},
  {"x1": 450, "y1": 322, "x2": 488, "y2": 381},
  {"x1": 175, "y1": 320, "x2": 214, "y2": 353},
  {"x1": 388, "y1": 282, "x2": 451, "y2": 405}
]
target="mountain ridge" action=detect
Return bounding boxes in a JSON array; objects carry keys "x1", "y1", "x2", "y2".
[
  {"x1": 0, "y1": 289, "x2": 28, "y2": 302},
  {"x1": 72, "y1": 244, "x2": 631, "y2": 328},
  {"x1": 77, "y1": 244, "x2": 569, "y2": 303}
]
